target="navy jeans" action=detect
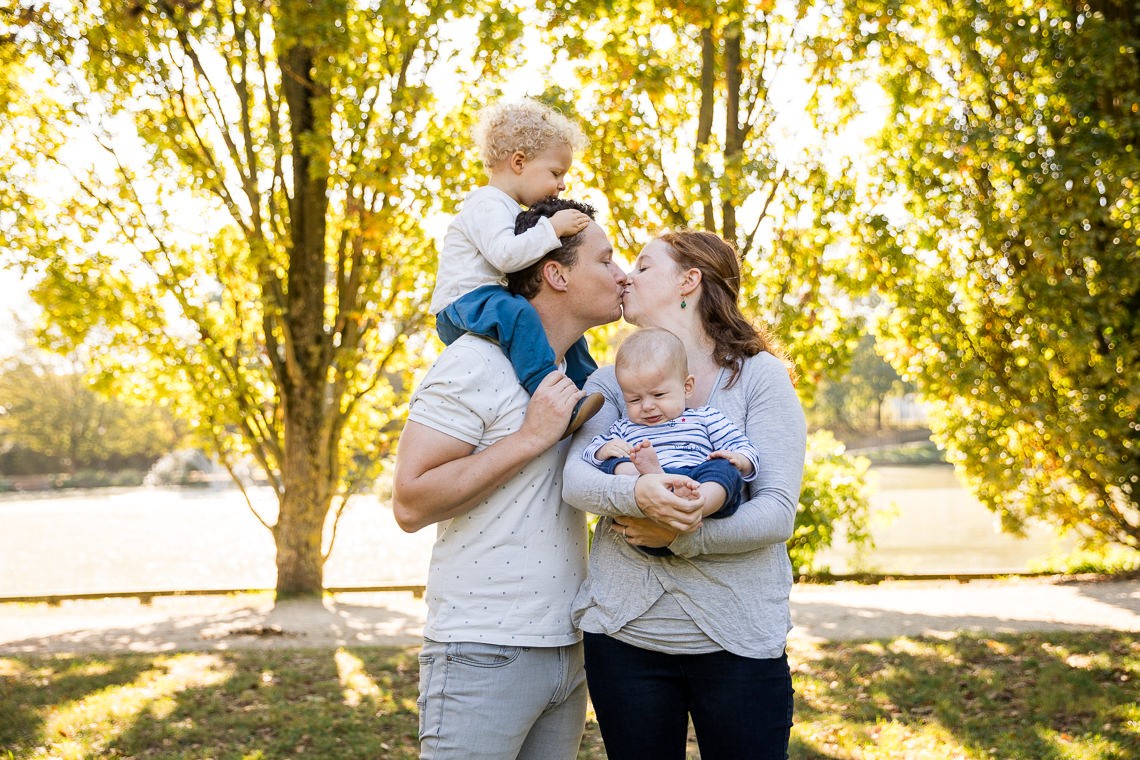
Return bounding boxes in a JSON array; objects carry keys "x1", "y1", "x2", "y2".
[
  {"x1": 437, "y1": 284, "x2": 597, "y2": 393},
  {"x1": 583, "y1": 632, "x2": 793, "y2": 760}
]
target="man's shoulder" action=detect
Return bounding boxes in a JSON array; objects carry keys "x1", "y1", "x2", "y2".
[
  {"x1": 430, "y1": 335, "x2": 510, "y2": 373},
  {"x1": 409, "y1": 337, "x2": 521, "y2": 440},
  {"x1": 446, "y1": 333, "x2": 508, "y2": 356}
]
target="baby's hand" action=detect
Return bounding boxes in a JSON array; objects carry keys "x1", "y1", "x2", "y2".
[
  {"x1": 710, "y1": 450, "x2": 753, "y2": 477},
  {"x1": 550, "y1": 209, "x2": 590, "y2": 237},
  {"x1": 597, "y1": 438, "x2": 633, "y2": 460}
]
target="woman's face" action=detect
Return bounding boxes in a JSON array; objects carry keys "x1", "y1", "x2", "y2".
[{"x1": 622, "y1": 239, "x2": 686, "y2": 327}]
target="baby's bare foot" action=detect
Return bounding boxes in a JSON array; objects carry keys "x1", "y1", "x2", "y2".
[{"x1": 629, "y1": 440, "x2": 664, "y2": 475}]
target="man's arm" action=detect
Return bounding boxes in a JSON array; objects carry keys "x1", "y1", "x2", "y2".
[{"x1": 392, "y1": 372, "x2": 581, "y2": 533}]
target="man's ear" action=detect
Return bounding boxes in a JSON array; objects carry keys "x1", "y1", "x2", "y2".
[{"x1": 542, "y1": 259, "x2": 570, "y2": 293}]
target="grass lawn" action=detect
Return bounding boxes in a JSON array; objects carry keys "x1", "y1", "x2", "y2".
[{"x1": 2, "y1": 631, "x2": 1136, "y2": 759}]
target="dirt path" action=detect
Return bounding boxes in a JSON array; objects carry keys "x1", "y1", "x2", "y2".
[{"x1": 3, "y1": 576, "x2": 1137, "y2": 656}]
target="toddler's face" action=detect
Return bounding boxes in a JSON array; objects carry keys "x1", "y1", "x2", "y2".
[
  {"x1": 516, "y1": 142, "x2": 574, "y2": 206},
  {"x1": 617, "y1": 362, "x2": 693, "y2": 426}
]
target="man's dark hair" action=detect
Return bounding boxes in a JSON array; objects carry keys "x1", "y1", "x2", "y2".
[{"x1": 507, "y1": 197, "x2": 597, "y2": 299}]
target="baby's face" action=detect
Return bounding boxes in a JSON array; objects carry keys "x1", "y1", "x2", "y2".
[{"x1": 617, "y1": 363, "x2": 692, "y2": 426}]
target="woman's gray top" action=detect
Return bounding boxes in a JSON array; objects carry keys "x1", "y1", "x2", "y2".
[{"x1": 563, "y1": 351, "x2": 807, "y2": 659}]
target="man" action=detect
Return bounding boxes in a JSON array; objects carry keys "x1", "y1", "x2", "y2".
[{"x1": 392, "y1": 197, "x2": 627, "y2": 759}]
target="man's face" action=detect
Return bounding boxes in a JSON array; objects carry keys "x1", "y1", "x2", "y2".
[{"x1": 565, "y1": 222, "x2": 628, "y2": 327}]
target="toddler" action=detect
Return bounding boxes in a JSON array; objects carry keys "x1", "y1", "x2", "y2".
[{"x1": 431, "y1": 98, "x2": 603, "y2": 436}]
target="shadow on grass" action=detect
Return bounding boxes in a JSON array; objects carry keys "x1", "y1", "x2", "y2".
[
  {"x1": 4, "y1": 632, "x2": 1137, "y2": 759},
  {"x1": 0, "y1": 655, "x2": 153, "y2": 752},
  {"x1": 2, "y1": 647, "x2": 425, "y2": 760},
  {"x1": 113, "y1": 648, "x2": 424, "y2": 759},
  {"x1": 1, "y1": 645, "x2": 614, "y2": 760},
  {"x1": 790, "y1": 631, "x2": 1139, "y2": 759}
]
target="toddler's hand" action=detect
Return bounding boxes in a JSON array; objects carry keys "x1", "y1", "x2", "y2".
[{"x1": 550, "y1": 209, "x2": 590, "y2": 237}]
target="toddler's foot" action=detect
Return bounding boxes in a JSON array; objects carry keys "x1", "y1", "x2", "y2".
[{"x1": 564, "y1": 393, "x2": 605, "y2": 439}]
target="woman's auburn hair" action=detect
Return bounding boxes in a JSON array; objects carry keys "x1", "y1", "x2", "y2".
[{"x1": 657, "y1": 229, "x2": 795, "y2": 387}]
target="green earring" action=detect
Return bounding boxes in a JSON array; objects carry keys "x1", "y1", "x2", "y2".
[{"x1": 680, "y1": 299, "x2": 687, "y2": 309}]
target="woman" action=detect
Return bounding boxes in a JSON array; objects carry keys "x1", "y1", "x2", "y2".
[{"x1": 563, "y1": 229, "x2": 806, "y2": 759}]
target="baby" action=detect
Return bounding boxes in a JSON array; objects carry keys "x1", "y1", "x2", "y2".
[
  {"x1": 583, "y1": 327, "x2": 760, "y2": 550},
  {"x1": 431, "y1": 98, "x2": 603, "y2": 436}
]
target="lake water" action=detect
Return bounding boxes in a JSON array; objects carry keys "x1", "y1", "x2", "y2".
[
  {"x1": 0, "y1": 486, "x2": 435, "y2": 598},
  {"x1": 0, "y1": 465, "x2": 1078, "y2": 597},
  {"x1": 815, "y1": 465, "x2": 1079, "y2": 575}
]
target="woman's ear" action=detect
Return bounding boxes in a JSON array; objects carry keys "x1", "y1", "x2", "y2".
[{"x1": 680, "y1": 267, "x2": 702, "y2": 296}]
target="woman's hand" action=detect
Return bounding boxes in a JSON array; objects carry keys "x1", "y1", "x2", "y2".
[
  {"x1": 613, "y1": 515, "x2": 678, "y2": 548},
  {"x1": 633, "y1": 473, "x2": 704, "y2": 533}
]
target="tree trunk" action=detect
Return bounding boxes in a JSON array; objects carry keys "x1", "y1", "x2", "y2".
[
  {"x1": 274, "y1": 407, "x2": 331, "y2": 596},
  {"x1": 274, "y1": 4, "x2": 335, "y2": 597},
  {"x1": 723, "y1": 22, "x2": 742, "y2": 245},
  {"x1": 697, "y1": 25, "x2": 716, "y2": 231}
]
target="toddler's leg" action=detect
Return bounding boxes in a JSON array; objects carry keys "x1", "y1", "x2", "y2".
[
  {"x1": 440, "y1": 286, "x2": 602, "y2": 437},
  {"x1": 547, "y1": 331, "x2": 603, "y2": 437},
  {"x1": 564, "y1": 336, "x2": 599, "y2": 389},
  {"x1": 441, "y1": 286, "x2": 557, "y2": 394}
]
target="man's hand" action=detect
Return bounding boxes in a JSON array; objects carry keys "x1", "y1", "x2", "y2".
[{"x1": 518, "y1": 372, "x2": 584, "y2": 451}]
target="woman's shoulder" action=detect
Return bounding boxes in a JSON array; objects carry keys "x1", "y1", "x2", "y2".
[
  {"x1": 740, "y1": 350, "x2": 793, "y2": 379},
  {"x1": 585, "y1": 363, "x2": 619, "y2": 389},
  {"x1": 719, "y1": 352, "x2": 797, "y2": 403},
  {"x1": 584, "y1": 364, "x2": 625, "y2": 411}
]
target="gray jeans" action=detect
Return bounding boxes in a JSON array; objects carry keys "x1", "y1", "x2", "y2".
[{"x1": 417, "y1": 638, "x2": 587, "y2": 760}]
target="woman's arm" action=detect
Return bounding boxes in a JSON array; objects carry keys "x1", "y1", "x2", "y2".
[
  {"x1": 669, "y1": 354, "x2": 807, "y2": 557},
  {"x1": 563, "y1": 369, "x2": 644, "y2": 517}
]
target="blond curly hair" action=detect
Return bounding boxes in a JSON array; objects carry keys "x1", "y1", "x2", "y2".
[{"x1": 473, "y1": 98, "x2": 585, "y2": 170}]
